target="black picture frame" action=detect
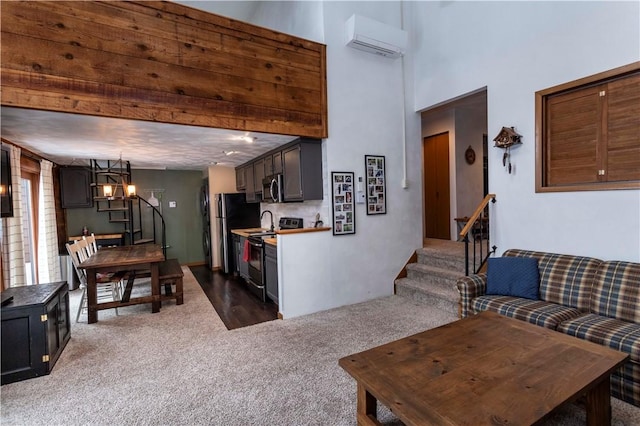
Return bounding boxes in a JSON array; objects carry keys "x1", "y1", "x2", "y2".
[
  {"x1": 365, "y1": 155, "x2": 386, "y2": 215},
  {"x1": 331, "y1": 171, "x2": 355, "y2": 235}
]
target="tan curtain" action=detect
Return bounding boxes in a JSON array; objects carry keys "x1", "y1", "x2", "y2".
[
  {"x1": 1, "y1": 144, "x2": 26, "y2": 288},
  {"x1": 37, "y1": 160, "x2": 61, "y2": 283}
]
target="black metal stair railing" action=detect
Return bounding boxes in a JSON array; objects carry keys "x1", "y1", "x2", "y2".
[
  {"x1": 460, "y1": 194, "x2": 497, "y2": 275},
  {"x1": 133, "y1": 195, "x2": 167, "y2": 259}
]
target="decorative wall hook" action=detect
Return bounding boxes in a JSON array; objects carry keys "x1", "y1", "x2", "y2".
[{"x1": 493, "y1": 126, "x2": 522, "y2": 174}]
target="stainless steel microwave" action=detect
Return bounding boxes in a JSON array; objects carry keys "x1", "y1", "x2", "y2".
[{"x1": 262, "y1": 174, "x2": 283, "y2": 203}]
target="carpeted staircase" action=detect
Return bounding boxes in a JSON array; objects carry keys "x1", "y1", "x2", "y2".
[{"x1": 395, "y1": 238, "x2": 467, "y2": 317}]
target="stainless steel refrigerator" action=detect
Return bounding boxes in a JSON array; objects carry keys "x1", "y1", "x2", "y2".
[
  {"x1": 214, "y1": 193, "x2": 260, "y2": 274},
  {"x1": 201, "y1": 180, "x2": 212, "y2": 269}
]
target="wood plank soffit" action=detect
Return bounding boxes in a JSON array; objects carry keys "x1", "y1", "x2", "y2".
[{"x1": 0, "y1": 0, "x2": 328, "y2": 139}]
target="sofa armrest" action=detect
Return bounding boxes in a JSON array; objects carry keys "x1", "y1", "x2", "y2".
[{"x1": 456, "y1": 273, "x2": 487, "y2": 318}]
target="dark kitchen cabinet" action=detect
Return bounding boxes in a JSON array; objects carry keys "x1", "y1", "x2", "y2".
[
  {"x1": 243, "y1": 159, "x2": 265, "y2": 203},
  {"x1": 60, "y1": 166, "x2": 92, "y2": 208},
  {"x1": 273, "y1": 151, "x2": 283, "y2": 175},
  {"x1": 233, "y1": 233, "x2": 241, "y2": 274},
  {"x1": 233, "y1": 234, "x2": 249, "y2": 281},
  {"x1": 253, "y1": 158, "x2": 265, "y2": 201},
  {"x1": 264, "y1": 152, "x2": 283, "y2": 177},
  {"x1": 236, "y1": 167, "x2": 246, "y2": 190},
  {"x1": 283, "y1": 141, "x2": 323, "y2": 202},
  {"x1": 245, "y1": 163, "x2": 256, "y2": 202},
  {"x1": 264, "y1": 243, "x2": 278, "y2": 304},
  {"x1": 264, "y1": 155, "x2": 273, "y2": 178},
  {"x1": 236, "y1": 138, "x2": 323, "y2": 202},
  {"x1": 1, "y1": 281, "x2": 71, "y2": 385}
]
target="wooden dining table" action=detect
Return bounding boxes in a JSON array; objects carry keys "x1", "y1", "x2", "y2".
[{"x1": 78, "y1": 244, "x2": 165, "y2": 323}]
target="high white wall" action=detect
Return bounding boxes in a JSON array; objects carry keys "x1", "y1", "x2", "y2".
[
  {"x1": 181, "y1": 1, "x2": 639, "y2": 319},
  {"x1": 185, "y1": 1, "x2": 416, "y2": 315},
  {"x1": 249, "y1": 1, "x2": 324, "y2": 42},
  {"x1": 319, "y1": 1, "x2": 420, "y2": 308},
  {"x1": 410, "y1": 1, "x2": 640, "y2": 261}
]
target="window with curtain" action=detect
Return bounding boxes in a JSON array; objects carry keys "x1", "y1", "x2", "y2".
[
  {"x1": 21, "y1": 156, "x2": 40, "y2": 284},
  {"x1": 1, "y1": 143, "x2": 62, "y2": 288}
]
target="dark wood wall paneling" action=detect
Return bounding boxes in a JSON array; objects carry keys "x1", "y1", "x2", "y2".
[{"x1": 0, "y1": 0, "x2": 328, "y2": 138}]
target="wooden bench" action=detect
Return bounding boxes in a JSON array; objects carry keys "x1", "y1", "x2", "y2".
[{"x1": 158, "y1": 259, "x2": 184, "y2": 305}]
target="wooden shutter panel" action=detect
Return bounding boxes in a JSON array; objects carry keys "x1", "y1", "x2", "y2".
[
  {"x1": 605, "y1": 72, "x2": 640, "y2": 182},
  {"x1": 546, "y1": 86, "x2": 600, "y2": 186}
]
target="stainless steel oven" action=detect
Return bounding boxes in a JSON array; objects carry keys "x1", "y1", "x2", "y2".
[
  {"x1": 246, "y1": 218, "x2": 301, "y2": 303},
  {"x1": 247, "y1": 232, "x2": 274, "y2": 302}
]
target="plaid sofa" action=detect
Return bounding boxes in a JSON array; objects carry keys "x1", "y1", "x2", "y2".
[{"x1": 456, "y1": 249, "x2": 640, "y2": 407}]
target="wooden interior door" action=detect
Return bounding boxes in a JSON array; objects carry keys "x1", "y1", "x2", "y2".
[{"x1": 424, "y1": 133, "x2": 451, "y2": 240}]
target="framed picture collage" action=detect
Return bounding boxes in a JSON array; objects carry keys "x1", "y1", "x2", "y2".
[{"x1": 331, "y1": 154, "x2": 388, "y2": 236}]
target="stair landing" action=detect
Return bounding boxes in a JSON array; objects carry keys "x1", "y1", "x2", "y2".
[{"x1": 422, "y1": 237, "x2": 466, "y2": 255}]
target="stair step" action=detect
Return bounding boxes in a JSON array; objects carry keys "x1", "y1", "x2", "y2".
[
  {"x1": 395, "y1": 277, "x2": 459, "y2": 314},
  {"x1": 90, "y1": 183, "x2": 126, "y2": 187},
  {"x1": 406, "y1": 263, "x2": 464, "y2": 284},
  {"x1": 94, "y1": 196, "x2": 130, "y2": 201},
  {"x1": 95, "y1": 171, "x2": 130, "y2": 177},
  {"x1": 417, "y1": 243, "x2": 466, "y2": 271},
  {"x1": 134, "y1": 238, "x2": 154, "y2": 245},
  {"x1": 109, "y1": 219, "x2": 130, "y2": 223},
  {"x1": 97, "y1": 207, "x2": 129, "y2": 212},
  {"x1": 395, "y1": 277, "x2": 459, "y2": 302}
]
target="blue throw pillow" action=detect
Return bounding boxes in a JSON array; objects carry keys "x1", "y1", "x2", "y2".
[{"x1": 486, "y1": 257, "x2": 540, "y2": 300}]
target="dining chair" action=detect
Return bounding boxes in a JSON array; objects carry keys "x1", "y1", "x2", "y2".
[
  {"x1": 82, "y1": 234, "x2": 127, "y2": 295},
  {"x1": 83, "y1": 233, "x2": 98, "y2": 256},
  {"x1": 66, "y1": 241, "x2": 125, "y2": 322},
  {"x1": 74, "y1": 238, "x2": 91, "y2": 260}
]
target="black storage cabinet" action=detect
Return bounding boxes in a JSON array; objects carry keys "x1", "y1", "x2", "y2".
[
  {"x1": 1, "y1": 281, "x2": 71, "y2": 385},
  {"x1": 60, "y1": 166, "x2": 92, "y2": 208}
]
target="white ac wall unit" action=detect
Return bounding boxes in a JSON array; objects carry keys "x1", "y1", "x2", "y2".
[{"x1": 345, "y1": 14, "x2": 407, "y2": 59}]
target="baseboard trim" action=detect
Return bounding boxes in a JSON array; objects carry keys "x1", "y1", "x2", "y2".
[{"x1": 183, "y1": 261, "x2": 207, "y2": 267}]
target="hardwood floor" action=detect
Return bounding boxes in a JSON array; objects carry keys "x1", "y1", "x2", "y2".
[{"x1": 189, "y1": 265, "x2": 278, "y2": 330}]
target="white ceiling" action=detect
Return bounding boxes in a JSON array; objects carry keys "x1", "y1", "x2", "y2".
[{"x1": 1, "y1": 107, "x2": 297, "y2": 171}]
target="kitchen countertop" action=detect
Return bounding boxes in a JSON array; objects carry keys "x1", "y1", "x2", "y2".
[
  {"x1": 231, "y1": 227, "x2": 332, "y2": 245},
  {"x1": 230, "y1": 228, "x2": 269, "y2": 238},
  {"x1": 277, "y1": 227, "x2": 332, "y2": 235}
]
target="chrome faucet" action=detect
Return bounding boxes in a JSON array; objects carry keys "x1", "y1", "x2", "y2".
[{"x1": 261, "y1": 210, "x2": 274, "y2": 232}]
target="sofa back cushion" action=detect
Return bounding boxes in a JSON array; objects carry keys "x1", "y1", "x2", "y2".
[
  {"x1": 591, "y1": 261, "x2": 640, "y2": 323},
  {"x1": 503, "y1": 249, "x2": 602, "y2": 310}
]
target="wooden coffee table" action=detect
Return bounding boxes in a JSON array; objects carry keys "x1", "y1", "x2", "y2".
[{"x1": 339, "y1": 311, "x2": 628, "y2": 426}]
